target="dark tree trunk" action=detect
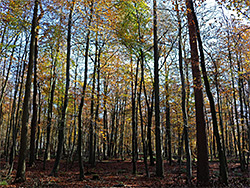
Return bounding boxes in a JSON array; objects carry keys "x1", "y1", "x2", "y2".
[
  {"x1": 132, "y1": 58, "x2": 139, "y2": 174},
  {"x1": 94, "y1": 47, "x2": 101, "y2": 163},
  {"x1": 77, "y1": 1, "x2": 93, "y2": 179},
  {"x1": 0, "y1": 35, "x2": 18, "y2": 107},
  {"x1": 15, "y1": 0, "x2": 39, "y2": 182},
  {"x1": 89, "y1": 34, "x2": 98, "y2": 166},
  {"x1": 8, "y1": 37, "x2": 24, "y2": 175},
  {"x1": 35, "y1": 85, "x2": 41, "y2": 159},
  {"x1": 14, "y1": 36, "x2": 29, "y2": 160},
  {"x1": 138, "y1": 49, "x2": 149, "y2": 177},
  {"x1": 185, "y1": 0, "x2": 209, "y2": 184},
  {"x1": 119, "y1": 96, "x2": 126, "y2": 160},
  {"x1": 146, "y1": 93, "x2": 154, "y2": 166},
  {"x1": 153, "y1": 0, "x2": 164, "y2": 177},
  {"x1": 176, "y1": 1, "x2": 192, "y2": 182},
  {"x1": 43, "y1": 50, "x2": 57, "y2": 169},
  {"x1": 190, "y1": 2, "x2": 228, "y2": 184},
  {"x1": 103, "y1": 78, "x2": 108, "y2": 160},
  {"x1": 237, "y1": 55, "x2": 247, "y2": 170},
  {"x1": 228, "y1": 40, "x2": 245, "y2": 171},
  {"x1": 3, "y1": 35, "x2": 19, "y2": 163},
  {"x1": 165, "y1": 70, "x2": 172, "y2": 165},
  {"x1": 50, "y1": 0, "x2": 74, "y2": 176},
  {"x1": 68, "y1": 64, "x2": 78, "y2": 162},
  {"x1": 29, "y1": 32, "x2": 39, "y2": 167}
]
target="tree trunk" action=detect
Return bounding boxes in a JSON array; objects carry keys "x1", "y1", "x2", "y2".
[
  {"x1": 165, "y1": 70, "x2": 172, "y2": 165},
  {"x1": 119, "y1": 96, "x2": 126, "y2": 160},
  {"x1": 0, "y1": 34, "x2": 18, "y2": 107},
  {"x1": 89, "y1": 34, "x2": 98, "y2": 166},
  {"x1": 190, "y1": 2, "x2": 228, "y2": 184},
  {"x1": 185, "y1": 0, "x2": 209, "y2": 184},
  {"x1": 228, "y1": 39, "x2": 245, "y2": 171},
  {"x1": 29, "y1": 32, "x2": 39, "y2": 167},
  {"x1": 139, "y1": 49, "x2": 149, "y2": 177},
  {"x1": 15, "y1": 0, "x2": 39, "y2": 182},
  {"x1": 103, "y1": 78, "x2": 108, "y2": 160},
  {"x1": 77, "y1": 0, "x2": 93, "y2": 179},
  {"x1": 43, "y1": 49, "x2": 57, "y2": 169},
  {"x1": 93, "y1": 43, "x2": 101, "y2": 164},
  {"x1": 237, "y1": 54, "x2": 246, "y2": 170},
  {"x1": 153, "y1": 0, "x2": 164, "y2": 177},
  {"x1": 50, "y1": 0, "x2": 74, "y2": 176},
  {"x1": 8, "y1": 38, "x2": 24, "y2": 175},
  {"x1": 132, "y1": 58, "x2": 139, "y2": 174},
  {"x1": 176, "y1": 1, "x2": 192, "y2": 182},
  {"x1": 35, "y1": 85, "x2": 41, "y2": 159}
]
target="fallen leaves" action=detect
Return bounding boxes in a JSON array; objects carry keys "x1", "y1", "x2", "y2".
[{"x1": 0, "y1": 158, "x2": 249, "y2": 187}]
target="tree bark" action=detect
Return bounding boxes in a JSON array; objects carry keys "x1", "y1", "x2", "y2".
[
  {"x1": 177, "y1": 1, "x2": 192, "y2": 182},
  {"x1": 228, "y1": 38, "x2": 245, "y2": 171},
  {"x1": 103, "y1": 78, "x2": 108, "y2": 160},
  {"x1": 89, "y1": 34, "x2": 98, "y2": 166},
  {"x1": 153, "y1": 0, "x2": 164, "y2": 177},
  {"x1": 190, "y1": 2, "x2": 228, "y2": 184},
  {"x1": 43, "y1": 48, "x2": 57, "y2": 169},
  {"x1": 15, "y1": 0, "x2": 39, "y2": 182},
  {"x1": 50, "y1": 0, "x2": 74, "y2": 176},
  {"x1": 132, "y1": 58, "x2": 139, "y2": 174},
  {"x1": 77, "y1": 0, "x2": 93, "y2": 179},
  {"x1": 29, "y1": 32, "x2": 38, "y2": 167},
  {"x1": 185, "y1": 0, "x2": 209, "y2": 184}
]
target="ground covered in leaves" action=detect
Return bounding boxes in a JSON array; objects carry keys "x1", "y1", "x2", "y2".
[{"x1": 0, "y1": 157, "x2": 249, "y2": 187}]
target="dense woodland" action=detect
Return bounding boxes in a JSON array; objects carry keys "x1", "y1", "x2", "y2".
[{"x1": 0, "y1": 0, "x2": 249, "y2": 187}]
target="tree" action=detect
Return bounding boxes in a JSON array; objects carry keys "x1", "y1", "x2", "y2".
[
  {"x1": 176, "y1": 0, "x2": 192, "y2": 183},
  {"x1": 30, "y1": 6, "x2": 43, "y2": 166},
  {"x1": 78, "y1": 0, "x2": 93, "y2": 179},
  {"x1": 190, "y1": 1, "x2": 228, "y2": 184},
  {"x1": 15, "y1": 0, "x2": 39, "y2": 182},
  {"x1": 185, "y1": 0, "x2": 209, "y2": 185},
  {"x1": 50, "y1": 0, "x2": 75, "y2": 176},
  {"x1": 153, "y1": 0, "x2": 164, "y2": 177}
]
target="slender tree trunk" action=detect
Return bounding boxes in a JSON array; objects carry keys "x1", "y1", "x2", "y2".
[
  {"x1": 3, "y1": 35, "x2": 19, "y2": 163},
  {"x1": 146, "y1": 93, "x2": 154, "y2": 166},
  {"x1": 119, "y1": 96, "x2": 126, "y2": 160},
  {"x1": 242, "y1": 81, "x2": 250, "y2": 162},
  {"x1": 237, "y1": 55, "x2": 246, "y2": 170},
  {"x1": 15, "y1": 0, "x2": 38, "y2": 182},
  {"x1": 69, "y1": 64, "x2": 78, "y2": 162},
  {"x1": 139, "y1": 49, "x2": 149, "y2": 177},
  {"x1": 35, "y1": 85, "x2": 41, "y2": 159},
  {"x1": 29, "y1": 33, "x2": 39, "y2": 167},
  {"x1": 229, "y1": 103, "x2": 238, "y2": 158},
  {"x1": 77, "y1": 1, "x2": 93, "y2": 179},
  {"x1": 103, "y1": 78, "x2": 108, "y2": 160},
  {"x1": 0, "y1": 33, "x2": 19, "y2": 108},
  {"x1": 228, "y1": 40, "x2": 245, "y2": 171},
  {"x1": 14, "y1": 36, "x2": 29, "y2": 159},
  {"x1": 165, "y1": 70, "x2": 172, "y2": 165},
  {"x1": 43, "y1": 52, "x2": 57, "y2": 169},
  {"x1": 93, "y1": 45, "x2": 101, "y2": 165},
  {"x1": 153, "y1": 0, "x2": 164, "y2": 177},
  {"x1": 89, "y1": 35, "x2": 98, "y2": 166},
  {"x1": 50, "y1": 0, "x2": 74, "y2": 176},
  {"x1": 8, "y1": 39, "x2": 23, "y2": 175},
  {"x1": 176, "y1": 1, "x2": 192, "y2": 182},
  {"x1": 132, "y1": 58, "x2": 139, "y2": 174}
]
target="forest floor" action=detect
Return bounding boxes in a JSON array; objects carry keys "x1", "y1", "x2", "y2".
[{"x1": 0, "y1": 157, "x2": 249, "y2": 187}]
